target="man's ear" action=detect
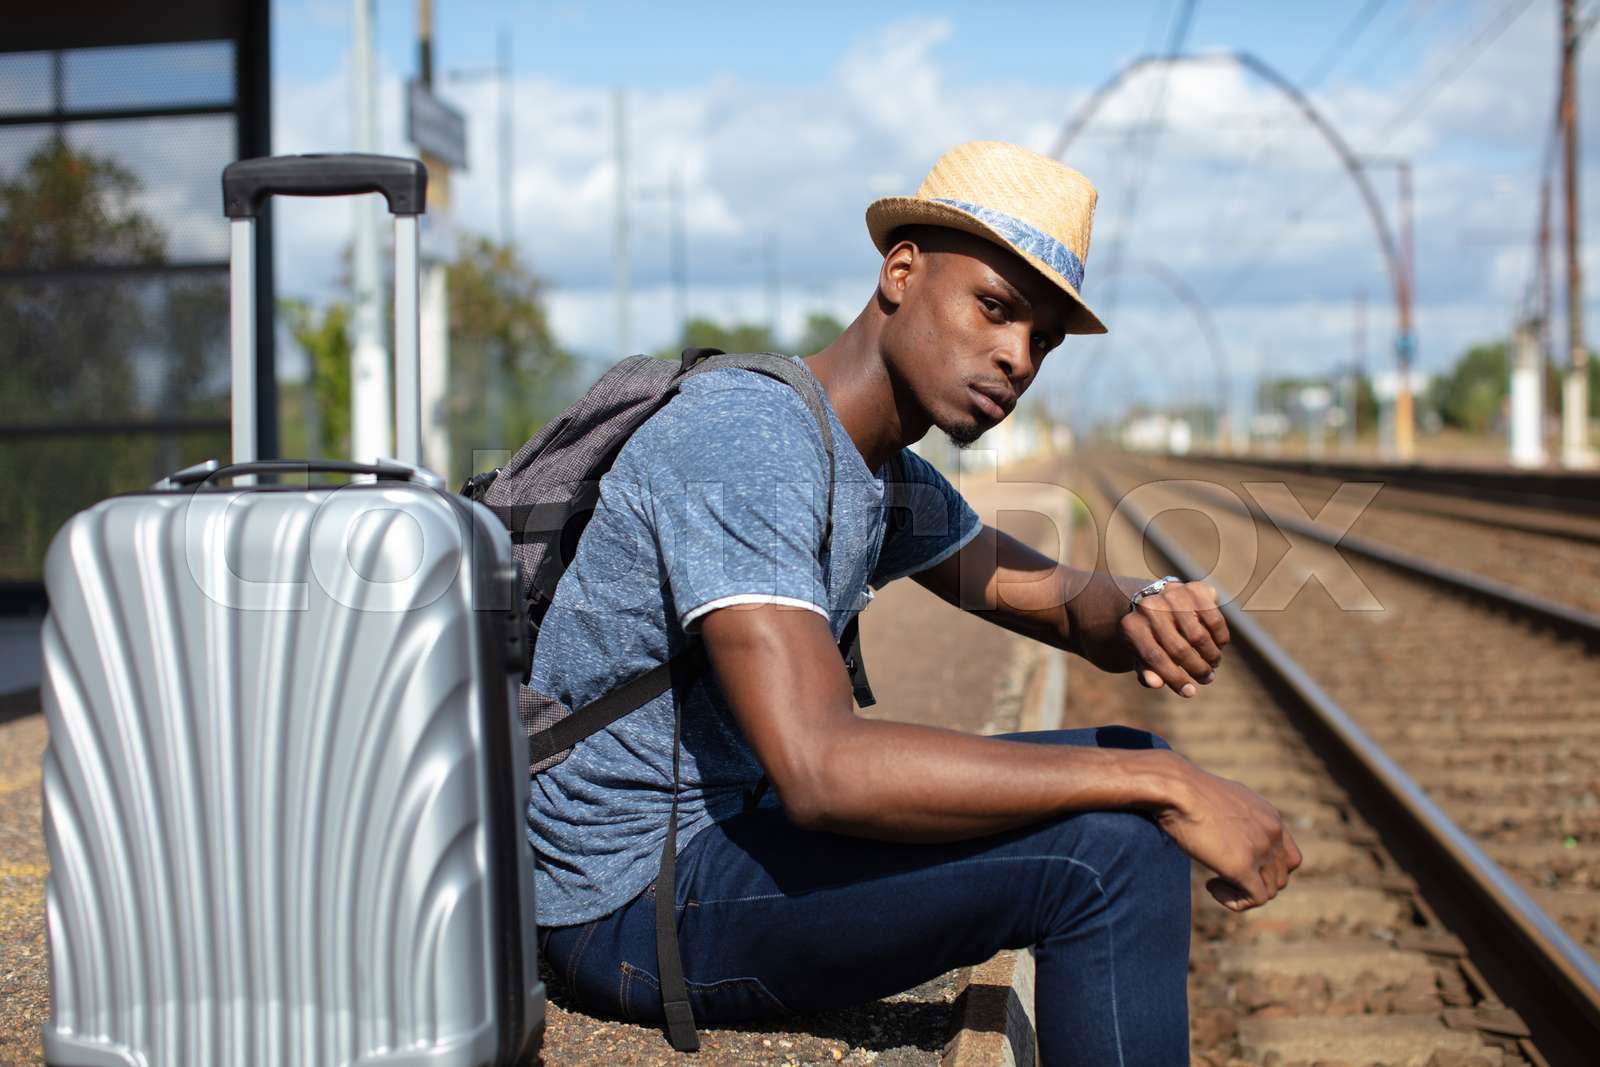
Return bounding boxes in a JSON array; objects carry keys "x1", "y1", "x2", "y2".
[{"x1": 877, "y1": 239, "x2": 919, "y2": 310}]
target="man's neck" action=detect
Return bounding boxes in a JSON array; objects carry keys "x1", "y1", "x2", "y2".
[{"x1": 803, "y1": 312, "x2": 929, "y2": 473}]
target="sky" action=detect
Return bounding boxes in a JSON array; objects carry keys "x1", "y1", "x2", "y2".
[{"x1": 267, "y1": 0, "x2": 1600, "y2": 430}]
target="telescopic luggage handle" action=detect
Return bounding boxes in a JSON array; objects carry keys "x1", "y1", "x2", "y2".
[
  {"x1": 223, "y1": 154, "x2": 427, "y2": 219},
  {"x1": 221, "y1": 153, "x2": 428, "y2": 470}
]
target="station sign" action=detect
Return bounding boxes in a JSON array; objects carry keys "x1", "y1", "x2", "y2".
[{"x1": 407, "y1": 79, "x2": 468, "y2": 169}]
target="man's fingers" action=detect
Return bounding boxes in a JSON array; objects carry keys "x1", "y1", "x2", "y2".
[
  {"x1": 1262, "y1": 853, "x2": 1287, "y2": 895},
  {"x1": 1124, "y1": 614, "x2": 1199, "y2": 696},
  {"x1": 1205, "y1": 877, "x2": 1248, "y2": 910},
  {"x1": 1171, "y1": 582, "x2": 1230, "y2": 649},
  {"x1": 1147, "y1": 610, "x2": 1216, "y2": 681},
  {"x1": 1283, "y1": 827, "x2": 1304, "y2": 873},
  {"x1": 1174, "y1": 611, "x2": 1222, "y2": 668},
  {"x1": 1200, "y1": 602, "x2": 1230, "y2": 649},
  {"x1": 1155, "y1": 586, "x2": 1224, "y2": 667},
  {"x1": 1243, "y1": 867, "x2": 1272, "y2": 906},
  {"x1": 1206, "y1": 870, "x2": 1270, "y2": 911}
]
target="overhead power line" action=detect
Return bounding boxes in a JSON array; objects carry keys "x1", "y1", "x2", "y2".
[
  {"x1": 1520, "y1": 100, "x2": 1563, "y2": 330},
  {"x1": 1380, "y1": 0, "x2": 1538, "y2": 135},
  {"x1": 1303, "y1": 0, "x2": 1393, "y2": 89},
  {"x1": 1199, "y1": 0, "x2": 1391, "y2": 269},
  {"x1": 1346, "y1": 0, "x2": 1447, "y2": 82},
  {"x1": 1096, "y1": 0, "x2": 1200, "y2": 325},
  {"x1": 1205, "y1": 0, "x2": 1537, "y2": 308}
]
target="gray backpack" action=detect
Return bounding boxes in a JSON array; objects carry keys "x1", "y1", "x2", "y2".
[{"x1": 462, "y1": 346, "x2": 903, "y2": 1052}]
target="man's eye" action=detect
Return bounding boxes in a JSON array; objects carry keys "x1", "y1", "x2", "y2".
[{"x1": 979, "y1": 296, "x2": 1005, "y2": 319}]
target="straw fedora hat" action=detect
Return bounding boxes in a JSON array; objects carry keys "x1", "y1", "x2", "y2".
[{"x1": 865, "y1": 141, "x2": 1106, "y2": 334}]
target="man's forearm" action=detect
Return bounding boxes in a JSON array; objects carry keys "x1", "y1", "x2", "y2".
[
  {"x1": 797, "y1": 714, "x2": 1190, "y2": 842},
  {"x1": 920, "y1": 523, "x2": 1146, "y2": 658},
  {"x1": 1061, "y1": 568, "x2": 1143, "y2": 661}
]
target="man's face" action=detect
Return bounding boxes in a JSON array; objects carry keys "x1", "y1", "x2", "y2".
[{"x1": 878, "y1": 227, "x2": 1073, "y2": 447}]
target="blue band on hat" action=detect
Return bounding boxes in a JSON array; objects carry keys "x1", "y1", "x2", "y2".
[{"x1": 931, "y1": 197, "x2": 1085, "y2": 291}]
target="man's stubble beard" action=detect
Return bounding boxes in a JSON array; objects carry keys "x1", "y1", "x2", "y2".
[
  {"x1": 938, "y1": 407, "x2": 989, "y2": 449},
  {"x1": 943, "y1": 426, "x2": 983, "y2": 449}
]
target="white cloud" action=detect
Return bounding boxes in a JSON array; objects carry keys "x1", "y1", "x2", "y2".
[{"x1": 269, "y1": 2, "x2": 1599, "y2": 440}]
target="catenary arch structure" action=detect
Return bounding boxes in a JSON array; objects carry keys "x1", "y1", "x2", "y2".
[
  {"x1": 1112, "y1": 259, "x2": 1232, "y2": 443},
  {"x1": 1062, "y1": 317, "x2": 1214, "y2": 443},
  {"x1": 1052, "y1": 50, "x2": 1413, "y2": 382},
  {"x1": 1060, "y1": 258, "x2": 1235, "y2": 447}
]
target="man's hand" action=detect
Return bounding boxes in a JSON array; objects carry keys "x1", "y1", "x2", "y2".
[
  {"x1": 1155, "y1": 757, "x2": 1301, "y2": 910},
  {"x1": 1121, "y1": 580, "x2": 1228, "y2": 698}
]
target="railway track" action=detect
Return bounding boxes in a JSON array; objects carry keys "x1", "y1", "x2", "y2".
[
  {"x1": 1155, "y1": 453, "x2": 1600, "y2": 619},
  {"x1": 1066, "y1": 457, "x2": 1600, "y2": 1066},
  {"x1": 1180, "y1": 453, "x2": 1600, "y2": 522}
]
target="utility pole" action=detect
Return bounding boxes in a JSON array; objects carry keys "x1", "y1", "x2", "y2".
[
  {"x1": 1394, "y1": 159, "x2": 1416, "y2": 462},
  {"x1": 1514, "y1": 127, "x2": 1559, "y2": 467},
  {"x1": 499, "y1": 29, "x2": 513, "y2": 248},
  {"x1": 350, "y1": 0, "x2": 392, "y2": 464},
  {"x1": 448, "y1": 30, "x2": 514, "y2": 249},
  {"x1": 1347, "y1": 291, "x2": 1365, "y2": 454},
  {"x1": 1361, "y1": 156, "x2": 1416, "y2": 461},
  {"x1": 670, "y1": 167, "x2": 687, "y2": 343},
  {"x1": 635, "y1": 172, "x2": 691, "y2": 344},
  {"x1": 613, "y1": 89, "x2": 631, "y2": 355},
  {"x1": 1561, "y1": 0, "x2": 1592, "y2": 466},
  {"x1": 1511, "y1": 318, "x2": 1547, "y2": 466},
  {"x1": 414, "y1": 0, "x2": 458, "y2": 477}
]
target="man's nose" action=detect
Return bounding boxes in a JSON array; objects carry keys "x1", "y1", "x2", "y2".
[{"x1": 993, "y1": 330, "x2": 1034, "y2": 385}]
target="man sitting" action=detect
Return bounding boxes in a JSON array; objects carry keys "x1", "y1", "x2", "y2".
[{"x1": 527, "y1": 140, "x2": 1299, "y2": 1066}]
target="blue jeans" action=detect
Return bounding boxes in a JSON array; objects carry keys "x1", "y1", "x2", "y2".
[{"x1": 540, "y1": 727, "x2": 1191, "y2": 1065}]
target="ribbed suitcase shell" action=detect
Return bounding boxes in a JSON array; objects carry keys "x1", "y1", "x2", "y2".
[{"x1": 39, "y1": 480, "x2": 543, "y2": 1066}]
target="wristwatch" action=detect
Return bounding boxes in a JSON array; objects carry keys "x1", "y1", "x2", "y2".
[{"x1": 1129, "y1": 575, "x2": 1184, "y2": 611}]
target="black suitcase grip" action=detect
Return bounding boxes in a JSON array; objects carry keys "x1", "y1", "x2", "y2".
[
  {"x1": 169, "y1": 459, "x2": 423, "y2": 486},
  {"x1": 223, "y1": 154, "x2": 427, "y2": 218}
]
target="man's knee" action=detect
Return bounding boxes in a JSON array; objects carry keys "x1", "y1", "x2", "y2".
[{"x1": 1056, "y1": 809, "x2": 1189, "y2": 898}]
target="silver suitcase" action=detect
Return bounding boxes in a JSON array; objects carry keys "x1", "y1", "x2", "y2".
[{"x1": 38, "y1": 154, "x2": 544, "y2": 1066}]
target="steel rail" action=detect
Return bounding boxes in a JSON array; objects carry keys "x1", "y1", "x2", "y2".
[
  {"x1": 1119, "y1": 462, "x2": 1600, "y2": 647},
  {"x1": 1185, "y1": 452, "x2": 1600, "y2": 518},
  {"x1": 1092, "y1": 467, "x2": 1600, "y2": 1065},
  {"x1": 1169, "y1": 453, "x2": 1600, "y2": 550}
]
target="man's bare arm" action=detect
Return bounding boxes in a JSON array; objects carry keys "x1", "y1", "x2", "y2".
[
  {"x1": 911, "y1": 523, "x2": 1230, "y2": 696},
  {"x1": 697, "y1": 602, "x2": 1298, "y2": 910}
]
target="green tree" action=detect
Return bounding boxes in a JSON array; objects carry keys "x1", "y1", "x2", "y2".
[
  {"x1": 282, "y1": 298, "x2": 352, "y2": 457},
  {"x1": 652, "y1": 317, "x2": 782, "y2": 362},
  {"x1": 1425, "y1": 341, "x2": 1509, "y2": 433},
  {"x1": 448, "y1": 235, "x2": 577, "y2": 481},
  {"x1": 793, "y1": 312, "x2": 846, "y2": 355},
  {"x1": 683, "y1": 316, "x2": 777, "y2": 354}
]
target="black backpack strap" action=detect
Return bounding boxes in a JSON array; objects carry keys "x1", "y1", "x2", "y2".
[
  {"x1": 838, "y1": 612, "x2": 877, "y2": 708},
  {"x1": 678, "y1": 349, "x2": 838, "y2": 557},
  {"x1": 657, "y1": 647, "x2": 702, "y2": 1051},
  {"x1": 460, "y1": 468, "x2": 500, "y2": 501},
  {"x1": 527, "y1": 642, "x2": 710, "y2": 765}
]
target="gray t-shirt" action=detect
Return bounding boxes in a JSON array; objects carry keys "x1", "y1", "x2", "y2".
[{"x1": 526, "y1": 355, "x2": 982, "y2": 926}]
